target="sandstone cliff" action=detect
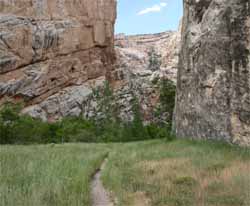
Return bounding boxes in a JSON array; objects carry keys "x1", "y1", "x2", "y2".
[
  {"x1": 0, "y1": 0, "x2": 116, "y2": 121},
  {"x1": 174, "y1": 0, "x2": 250, "y2": 146},
  {"x1": 115, "y1": 31, "x2": 180, "y2": 82},
  {"x1": 113, "y1": 31, "x2": 180, "y2": 122}
]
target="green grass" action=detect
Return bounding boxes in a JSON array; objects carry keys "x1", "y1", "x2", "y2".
[
  {"x1": 102, "y1": 139, "x2": 250, "y2": 206},
  {"x1": 0, "y1": 143, "x2": 110, "y2": 206},
  {"x1": 1, "y1": 139, "x2": 250, "y2": 206}
]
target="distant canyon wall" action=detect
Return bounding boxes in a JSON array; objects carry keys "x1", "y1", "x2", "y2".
[
  {"x1": 174, "y1": 0, "x2": 250, "y2": 146},
  {"x1": 113, "y1": 31, "x2": 180, "y2": 122},
  {"x1": 0, "y1": 0, "x2": 116, "y2": 121},
  {"x1": 115, "y1": 31, "x2": 180, "y2": 82}
]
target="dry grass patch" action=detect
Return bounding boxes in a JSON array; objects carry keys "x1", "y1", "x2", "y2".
[
  {"x1": 129, "y1": 191, "x2": 151, "y2": 206},
  {"x1": 103, "y1": 139, "x2": 250, "y2": 206}
]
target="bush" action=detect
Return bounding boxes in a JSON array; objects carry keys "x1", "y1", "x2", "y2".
[
  {"x1": 0, "y1": 103, "x2": 21, "y2": 144},
  {"x1": 0, "y1": 80, "x2": 176, "y2": 144},
  {"x1": 146, "y1": 124, "x2": 175, "y2": 141},
  {"x1": 55, "y1": 117, "x2": 97, "y2": 143}
]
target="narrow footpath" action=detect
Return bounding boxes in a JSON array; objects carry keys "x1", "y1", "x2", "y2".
[{"x1": 91, "y1": 158, "x2": 114, "y2": 206}]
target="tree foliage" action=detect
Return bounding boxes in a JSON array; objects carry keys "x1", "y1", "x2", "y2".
[
  {"x1": 148, "y1": 47, "x2": 162, "y2": 71},
  {"x1": 0, "y1": 81, "x2": 176, "y2": 145}
]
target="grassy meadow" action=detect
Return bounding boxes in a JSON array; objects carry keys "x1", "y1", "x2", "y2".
[
  {"x1": 102, "y1": 139, "x2": 250, "y2": 206},
  {"x1": 0, "y1": 143, "x2": 110, "y2": 206},
  {"x1": 1, "y1": 139, "x2": 250, "y2": 206}
]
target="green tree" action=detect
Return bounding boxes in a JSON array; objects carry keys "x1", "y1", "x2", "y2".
[
  {"x1": 94, "y1": 81, "x2": 118, "y2": 121},
  {"x1": 148, "y1": 47, "x2": 162, "y2": 71},
  {"x1": 94, "y1": 81, "x2": 122, "y2": 141},
  {"x1": 155, "y1": 79, "x2": 176, "y2": 128},
  {"x1": 125, "y1": 94, "x2": 149, "y2": 141}
]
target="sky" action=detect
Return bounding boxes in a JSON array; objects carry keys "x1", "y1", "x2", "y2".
[{"x1": 115, "y1": 0, "x2": 183, "y2": 35}]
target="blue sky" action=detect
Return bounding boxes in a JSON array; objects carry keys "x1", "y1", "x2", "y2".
[{"x1": 115, "y1": 0, "x2": 183, "y2": 35}]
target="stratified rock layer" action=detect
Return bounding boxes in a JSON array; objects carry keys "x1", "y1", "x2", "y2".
[
  {"x1": 174, "y1": 0, "x2": 250, "y2": 146},
  {"x1": 113, "y1": 31, "x2": 180, "y2": 122},
  {"x1": 0, "y1": 0, "x2": 116, "y2": 121},
  {"x1": 115, "y1": 31, "x2": 180, "y2": 82}
]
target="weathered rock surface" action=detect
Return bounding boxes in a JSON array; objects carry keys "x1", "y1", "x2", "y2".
[
  {"x1": 115, "y1": 31, "x2": 180, "y2": 82},
  {"x1": 0, "y1": 0, "x2": 181, "y2": 123},
  {"x1": 0, "y1": 0, "x2": 116, "y2": 121},
  {"x1": 174, "y1": 0, "x2": 250, "y2": 146},
  {"x1": 112, "y1": 31, "x2": 180, "y2": 122}
]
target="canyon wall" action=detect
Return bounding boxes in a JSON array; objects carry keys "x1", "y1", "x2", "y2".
[
  {"x1": 174, "y1": 0, "x2": 250, "y2": 146},
  {"x1": 73, "y1": 31, "x2": 180, "y2": 123},
  {"x1": 113, "y1": 31, "x2": 180, "y2": 122},
  {"x1": 0, "y1": 0, "x2": 116, "y2": 121},
  {"x1": 115, "y1": 31, "x2": 180, "y2": 82}
]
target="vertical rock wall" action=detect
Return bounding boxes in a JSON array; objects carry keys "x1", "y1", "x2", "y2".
[
  {"x1": 113, "y1": 31, "x2": 180, "y2": 122},
  {"x1": 174, "y1": 0, "x2": 250, "y2": 146},
  {"x1": 0, "y1": 0, "x2": 116, "y2": 121}
]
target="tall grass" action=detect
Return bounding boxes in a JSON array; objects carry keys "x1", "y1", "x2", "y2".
[
  {"x1": 2, "y1": 139, "x2": 249, "y2": 206},
  {"x1": 0, "y1": 143, "x2": 110, "y2": 206},
  {"x1": 102, "y1": 139, "x2": 250, "y2": 206}
]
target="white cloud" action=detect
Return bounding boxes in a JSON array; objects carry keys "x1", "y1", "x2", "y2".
[
  {"x1": 137, "y1": 2, "x2": 168, "y2": 16},
  {"x1": 160, "y1": 2, "x2": 167, "y2": 7}
]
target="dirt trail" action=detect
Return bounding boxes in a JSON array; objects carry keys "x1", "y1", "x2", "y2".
[{"x1": 91, "y1": 158, "x2": 114, "y2": 206}]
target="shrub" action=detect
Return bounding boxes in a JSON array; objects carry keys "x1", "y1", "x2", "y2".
[
  {"x1": 13, "y1": 115, "x2": 43, "y2": 144},
  {"x1": 146, "y1": 124, "x2": 175, "y2": 141},
  {"x1": 0, "y1": 103, "x2": 21, "y2": 144},
  {"x1": 0, "y1": 80, "x2": 176, "y2": 144}
]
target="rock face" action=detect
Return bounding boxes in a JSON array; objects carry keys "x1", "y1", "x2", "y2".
[
  {"x1": 0, "y1": 0, "x2": 116, "y2": 121},
  {"x1": 115, "y1": 31, "x2": 180, "y2": 82},
  {"x1": 0, "y1": 0, "x2": 181, "y2": 123},
  {"x1": 174, "y1": 0, "x2": 250, "y2": 146},
  {"x1": 113, "y1": 31, "x2": 180, "y2": 122}
]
